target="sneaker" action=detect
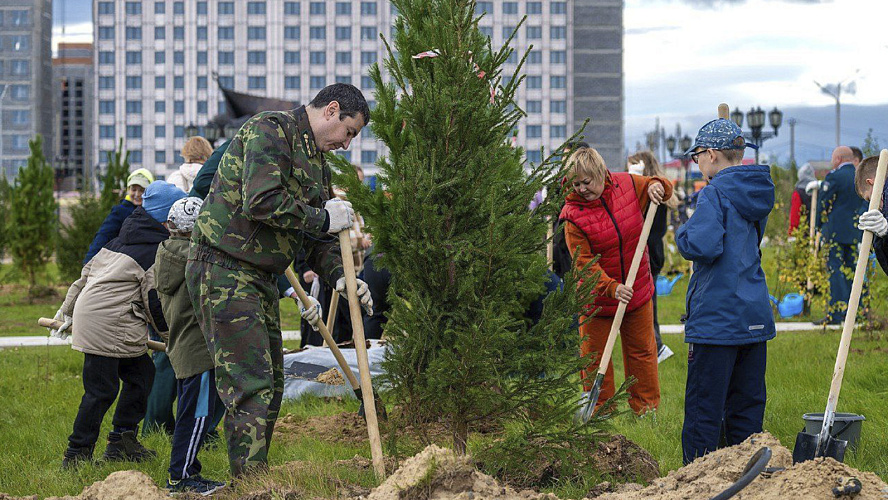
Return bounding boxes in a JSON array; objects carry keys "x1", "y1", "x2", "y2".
[
  {"x1": 657, "y1": 344, "x2": 674, "y2": 364},
  {"x1": 166, "y1": 475, "x2": 226, "y2": 496},
  {"x1": 101, "y1": 430, "x2": 158, "y2": 463},
  {"x1": 62, "y1": 445, "x2": 94, "y2": 470}
]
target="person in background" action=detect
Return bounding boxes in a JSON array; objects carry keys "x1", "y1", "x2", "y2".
[
  {"x1": 168, "y1": 137, "x2": 214, "y2": 193},
  {"x1": 83, "y1": 168, "x2": 154, "y2": 264},
  {"x1": 627, "y1": 150, "x2": 678, "y2": 364},
  {"x1": 850, "y1": 146, "x2": 863, "y2": 168},
  {"x1": 788, "y1": 163, "x2": 817, "y2": 236},
  {"x1": 856, "y1": 155, "x2": 888, "y2": 274}
]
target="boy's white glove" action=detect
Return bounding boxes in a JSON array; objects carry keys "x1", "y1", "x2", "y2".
[
  {"x1": 324, "y1": 199, "x2": 355, "y2": 234},
  {"x1": 50, "y1": 308, "x2": 73, "y2": 340},
  {"x1": 335, "y1": 277, "x2": 374, "y2": 316},
  {"x1": 859, "y1": 209, "x2": 888, "y2": 237},
  {"x1": 297, "y1": 296, "x2": 323, "y2": 331},
  {"x1": 805, "y1": 180, "x2": 821, "y2": 194}
]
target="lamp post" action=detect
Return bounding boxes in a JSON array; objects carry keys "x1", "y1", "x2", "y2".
[
  {"x1": 184, "y1": 123, "x2": 199, "y2": 138},
  {"x1": 729, "y1": 106, "x2": 783, "y2": 164},
  {"x1": 204, "y1": 123, "x2": 221, "y2": 144},
  {"x1": 666, "y1": 132, "x2": 694, "y2": 197},
  {"x1": 223, "y1": 123, "x2": 239, "y2": 140}
]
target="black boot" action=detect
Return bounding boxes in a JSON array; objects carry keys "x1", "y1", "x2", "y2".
[
  {"x1": 102, "y1": 430, "x2": 157, "y2": 463},
  {"x1": 62, "y1": 445, "x2": 94, "y2": 470}
]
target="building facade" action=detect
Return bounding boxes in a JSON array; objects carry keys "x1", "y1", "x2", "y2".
[
  {"x1": 53, "y1": 42, "x2": 94, "y2": 190},
  {"x1": 93, "y1": 0, "x2": 623, "y2": 178},
  {"x1": 0, "y1": 0, "x2": 53, "y2": 181}
]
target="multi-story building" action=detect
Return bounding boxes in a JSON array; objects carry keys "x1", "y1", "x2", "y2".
[
  {"x1": 0, "y1": 0, "x2": 53, "y2": 181},
  {"x1": 93, "y1": 0, "x2": 623, "y2": 178},
  {"x1": 53, "y1": 42, "x2": 94, "y2": 190}
]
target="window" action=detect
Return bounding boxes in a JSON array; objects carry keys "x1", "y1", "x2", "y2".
[
  {"x1": 127, "y1": 125, "x2": 142, "y2": 139},
  {"x1": 529, "y1": 51, "x2": 542, "y2": 64},
  {"x1": 284, "y1": 26, "x2": 300, "y2": 39},
  {"x1": 218, "y1": 51, "x2": 234, "y2": 64},
  {"x1": 9, "y1": 36, "x2": 28, "y2": 51},
  {"x1": 98, "y1": 27, "x2": 114, "y2": 40},
  {"x1": 248, "y1": 77, "x2": 266, "y2": 89},
  {"x1": 551, "y1": 26, "x2": 566, "y2": 39},
  {"x1": 527, "y1": 2, "x2": 542, "y2": 14},
  {"x1": 336, "y1": 51, "x2": 351, "y2": 64},
  {"x1": 284, "y1": 2, "x2": 300, "y2": 14},
  {"x1": 125, "y1": 27, "x2": 142, "y2": 40},
  {"x1": 197, "y1": 101, "x2": 208, "y2": 114},
  {"x1": 155, "y1": 76, "x2": 166, "y2": 88},
  {"x1": 126, "y1": 101, "x2": 142, "y2": 114},
  {"x1": 173, "y1": 1, "x2": 184, "y2": 14},
  {"x1": 9, "y1": 110, "x2": 29, "y2": 126},
  {"x1": 502, "y1": 2, "x2": 518, "y2": 14},
  {"x1": 197, "y1": 51, "x2": 207, "y2": 65},
  {"x1": 154, "y1": 26, "x2": 165, "y2": 40},
  {"x1": 361, "y1": 2, "x2": 377, "y2": 15},
  {"x1": 218, "y1": 75, "x2": 234, "y2": 87},
  {"x1": 361, "y1": 51, "x2": 377, "y2": 64},
  {"x1": 197, "y1": 2, "x2": 207, "y2": 15},
  {"x1": 197, "y1": 76, "x2": 207, "y2": 89},
  {"x1": 155, "y1": 101, "x2": 166, "y2": 113},
  {"x1": 9, "y1": 85, "x2": 29, "y2": 100},
  {"x1": 550, "y1": 76, "x2": 566, "y2": 88},
  {"x1": 99, "y1": 76, "x2": 115, "y2": 89},
  {"x1": 550, "y1": 125, "x2": 566, "y2": 138},
  {"x1": 551, "y1": 100, "x2": 566, "y2": 113},
  {"x1": 174, "y1": 51, "x2": 184, "y2": 64},
  {"x1": 218, "y1": 2, "x2": 234, "y2": 14},
  {"x1": 218, "y1": 27, "x2": 234, "y2": 40},
  {"x1": 174, "y1": 126, "x2": 185, "y2": 138},
  {"x1": 197, "y1": 27, "x2": 207, "y2": 40},
  {"x1": 335, "y1": 75, "x2": 352, "y2": 84},
  {"x1": 130, "y1": 151, "x2": 142, "y2": 163},
  {"x1": 99, "y1": 101, "x2": 115, "y2": 114},
  {"x1": 155, "y1": 151, "x2": 166, "y2": 164},
  {"x1": 310, "y1": 76, "x2": 326, "y2": 89},
  {"x1": 248, "y1": 2, "x2": 266, "y2": 14},
  {"x1": 174, "y1": 100, "x2": 184, "y2": 113},
  {"x1": 125, "y1": 2, "x2": 141, "y2": 15},
  {"x1": 502, "y1": 26, "x2": 515, "y2": 39},
  {"x1": 506, "y1": 51, "x2": 517, "y2": 64},
  {"x1": 285, "y1": 76, "x2": 300, "y2": 89},
  {"x1": 526, "y1": 76, "x2": 541, "y2": 89},
  {"x1": 155, "y1": 52, "x2": 166, "y2": 64},
  {"x1": 338, "y1": 151, "x2": 352, "y2": 161},
  {"x1": 526, "y1": 101, "x2": 541, "y2": 113},
  {"x1": 248, "y1": 51, "x2": 266, "y2": 64},
  {"x1": 551, "y1": 51, "x2": 566, "y2": 64},
  {"x1": 126, "y1": 76, "x2": 142, "y2": 89},
  {"x1": 10, "y1": 10, "x2": 29, "y2": 25},
  {"x1": 551, "y1": 2, "x2": 567, "y2": 14},
  {"x1": 126, "y1": 51, "x2": 142, "y2": 64},
  {"x1": 335, "y1": 2, "x2": 351, "y2": 14},
  {"x1": 98, "y1": 2, "x2": 114, "y2": 14},
  {"x1": 172, "y1": 27, "x2": 184, "y2": 40},
  {"x1": 310, "y1": 27, "x2": 326, "y2": 39},
  {"x1": 475, "y1": 2, "x2": 492, "y2": 15},
  {"x1": 174, "y1": 76, "x2": 184, "y2": 89},
  {"x1": 527, "y1": 150, "x2": 542, "y2": 163},
  {"x1": 155, "y1": 1, "x2": 165, "y2": 14},
  {"x1": 335, "y1": 27, "x2": 351, "y2": 40},
  {"x1": 480, "y1": 27, "x2": 493, "y2": 38},
  {"x1": 361, "y1": 27, "x2": 376, "y2": 40},
  {"x1": 310, "y1": 51, "x2": 326, "y2": 64},
  {"x1": 527, "y1": 26, "x2": 541, "y2": 39},
  {"x1": 99, "y1": 125, "x2": 115, "y2": 139},
  {"x1": 284, "y1": 51, "x2": 301, "y2": 64},
  {"x1": 361, "y1": 151, "x2": 377, "y2": 164},
  {"x1": 248, "y1": 27, "x2": 266, "y2": 40},
  {"x1": 98, "y1": 51, "x2": 115, "y2": 64},
  {"x1": 310, "y1": 2, "x2": 325, "y2": 14},
  {"x1": 361, "y1": 76, "x2": 375, "y2": 89}
]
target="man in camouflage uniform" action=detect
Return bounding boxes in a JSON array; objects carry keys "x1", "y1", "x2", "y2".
[{"x1": 186, "y1": 83, "x2": 373, "y2": 476}]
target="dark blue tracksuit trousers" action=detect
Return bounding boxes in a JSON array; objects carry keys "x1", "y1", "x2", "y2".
[
  {"x1": 828, "y1": 243, "x2": 855, "y2": 323},
  {"x1": 682, "y1": 341, "x2": 767, "y2": 465},
  {"x1": 169, "y1": 370, "x2": 217, "y2": 480}
]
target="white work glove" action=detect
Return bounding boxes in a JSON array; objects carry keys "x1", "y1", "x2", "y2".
[
  {"x1": 805, "y1": 180, "x2": 821, "y2": 194},
  {"x1": 335, "y1": 277, "x2": 374, "y2": 316},
  {"x1": 297, "y1": 295, "x2": 323, "y2": 331},
  {"x1": 324, "y1": 198, "x2": 355, "y2": 234},
  {"x1": 859, "y1": 209, "x2": 888, "y2": 237},
  {"x1": 50, "y1": 308, "x2": 73, "y2": 340}
]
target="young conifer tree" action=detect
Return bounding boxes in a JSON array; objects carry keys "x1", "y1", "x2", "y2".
[
  {"x1": 336, "y1": 0, "x2": 620, "y2": 464},
  {"x1": 100, "y1": 138, "x2": 131, "y2": 213}
]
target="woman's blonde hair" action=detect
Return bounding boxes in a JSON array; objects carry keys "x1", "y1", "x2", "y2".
[
  {"x1": 628, "y1": 150, "x2": 678, "y2": 209},
  {"x1": 182, "y1": 136, "x2": 213, "y2": 163},
  {"x1": 567, "y1": 147, "x2": 609, "y2": 187}
]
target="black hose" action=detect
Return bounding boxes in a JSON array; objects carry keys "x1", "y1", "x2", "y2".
[{"x1": 709, "y1": 447, "x2": 772, "y2": 500}]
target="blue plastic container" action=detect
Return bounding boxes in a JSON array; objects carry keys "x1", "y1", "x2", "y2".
[{"x1": 656, "y1": 274, "x2": 683, "y2": 296}]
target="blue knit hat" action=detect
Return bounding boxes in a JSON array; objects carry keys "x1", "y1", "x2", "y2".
[{"x1": 142, "y1": 181, "x2": 187, "y2": 223}]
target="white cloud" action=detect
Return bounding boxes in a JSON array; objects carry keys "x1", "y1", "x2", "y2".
[{"x1": 52, "y1": 22, "x2": 93, "y2": 54}]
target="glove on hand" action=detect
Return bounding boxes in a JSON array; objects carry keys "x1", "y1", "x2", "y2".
[
  {"x1": 859, "y1": 209, "x2": 888, "y2": 237},
  {"x1": 50, "y1": 308, "x2": 73, "y2": 340},
  {"x1": 324, "y1": 198, "x2": 355, "y2": 234},
  {"x1": 805, "y1": 180, "x2": 821, "y2": 194},
  {"x1": 335, "y1": 277, "x2": 374, "y2": 316},
  {"x1": 297, "y1": 295, "x2": 323, "y2": 331}
]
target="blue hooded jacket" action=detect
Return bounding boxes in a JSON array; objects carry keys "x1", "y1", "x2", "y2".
[
  {"x1": 677, "y1": 164, "x2": 776, "y2": 345},
  {"x1": 83, "y1": 199, "x2": 136, "y2": 265}
]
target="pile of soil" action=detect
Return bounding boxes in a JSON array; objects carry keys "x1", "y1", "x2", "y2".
[
  {"x1": 591, "y1": 434, "x2": 660, "y2": 483},
  {"x1": 44, "y1": 471, "x2": 168, "y2": 500},
  {"x1": 316, "y1": 368, "x2": 346, "y2": 385},
  {"x1": 277, "y1": 412, "x2": 369, "y2": 445}
]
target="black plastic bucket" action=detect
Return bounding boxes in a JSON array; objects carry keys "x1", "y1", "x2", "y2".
[{"x1": 802, "y1": 413, "x2": 866, "y2": 451}]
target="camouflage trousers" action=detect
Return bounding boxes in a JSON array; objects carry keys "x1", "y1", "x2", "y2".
[{"x1": 185, "y1": 256, "x2": 283, "y2": 477}]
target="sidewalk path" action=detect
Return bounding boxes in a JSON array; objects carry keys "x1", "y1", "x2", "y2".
[
  {"x1": 0, "y1": 330, "x2": 303, "y2": 349},
  {"x1": 660, "y1": 322, "x2": 841, "y2": 335}
]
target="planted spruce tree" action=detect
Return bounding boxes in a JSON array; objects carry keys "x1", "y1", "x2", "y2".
[{"x1": 334, "y1": 0, "x2": 626, "y2": 482}]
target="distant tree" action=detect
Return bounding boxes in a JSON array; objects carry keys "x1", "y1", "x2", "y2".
[
  {"x1": 0, "y1": 175, "x2": 11, "y2": 261},
  {"x1": 862, "y1": 129, "x2": 882, "y2": 158},
  {"x1": 57, "y1": 190, "x2": 105, "y2": 282},
  {"x1": 100, "y1": 138, "x2": 131, "y2": 213},
  {"x1": 7, "y1": 135, "x2": 57, "y2": 298}
]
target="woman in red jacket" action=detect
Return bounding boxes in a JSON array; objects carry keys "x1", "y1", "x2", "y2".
[{"x1": 561, "y1": 147, "x2": 672, "y2": 415}]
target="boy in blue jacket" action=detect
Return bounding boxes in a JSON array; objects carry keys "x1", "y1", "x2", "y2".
[{"x1": 676, "y1": 118, "x2": 776, "y2": 464}]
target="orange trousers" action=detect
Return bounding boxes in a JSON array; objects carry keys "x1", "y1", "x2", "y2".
[{"x1": 580, "y1": 299, "x2": 660, "y2": 414}]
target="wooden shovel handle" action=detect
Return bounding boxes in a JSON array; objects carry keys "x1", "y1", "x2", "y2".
[
  {"x1": 327, "y1": 290, "x2": 340, "y2": 333},
  {"x1": 37, "y1": 317, "x2": 166, "y2": 351},
  {"x1": 595, "y1": 200, "x2": 660, "y2": 377},
  {"x1": 718, "y1": 103, "x2": 730, "y2": 120}
]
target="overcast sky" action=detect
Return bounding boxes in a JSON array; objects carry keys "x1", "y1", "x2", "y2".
[{"x1": 53, "y1": 0, "x2": 888, "y2": 159}]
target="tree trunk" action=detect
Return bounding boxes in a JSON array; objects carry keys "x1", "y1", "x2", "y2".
[{"x1": 452, "y1": 417, "x2": 468, "y2": 455}]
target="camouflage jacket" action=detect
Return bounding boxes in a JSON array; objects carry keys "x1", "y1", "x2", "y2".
[{"x1": 191, "y1": 106, "x2": 343, "y2": 282}]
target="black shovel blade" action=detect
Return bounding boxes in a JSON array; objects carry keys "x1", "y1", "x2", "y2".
[{"x1": 792, "y1": 430, "x2": 848, "y2": 463}]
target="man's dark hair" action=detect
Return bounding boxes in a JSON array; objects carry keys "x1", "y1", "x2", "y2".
[
  {"x1": 850, "y1": 146, "x2": 864, "y2": 163},
  {"x1": 309, "y1": 83, "x2": 371, "y2": 126}
]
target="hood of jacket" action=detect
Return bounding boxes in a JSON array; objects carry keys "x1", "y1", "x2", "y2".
[
  {"x1": 155, "y1": 237, "x2": 189, "y2": 296},
  {"x1": 709, "y1": 165, "x2": 774, "y2": 223},
  {"x1": 177, "y1": 162, "x2": 203, "y2": 182},
  {"x1": 117, "y1": 206, "x2": 171, "y2": 247}
]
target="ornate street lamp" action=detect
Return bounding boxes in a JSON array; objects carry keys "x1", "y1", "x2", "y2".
[
  {"x1": 679, "y1": 135, "x2": 693, "y2": 154},
  {"x1": 666, "y1": 135, "x2": 676, "y2": 155},
  {"x1": 185, "y1": 123, "x2": 199, "y2": 138},
  {"x1": 204, "y1": 123, "x2": 220, "y2": 143},
  {"x1": 768, "y1": 107, "x2": 783, "y2": 135},
  {"x1": 730, "y1": 107, "x2": 744, "y2": 128},
  {"x1": 223, "y1": 123, "x2": 239, "y2": 139}
]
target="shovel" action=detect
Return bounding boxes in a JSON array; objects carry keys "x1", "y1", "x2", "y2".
[
  {"x1": 793, "y1": 149, "x2": 888, "y2": 463},
  {"x1": 580, "y1": 198, "x2": 660, "y2": 422},
  {"x1": 38, "y1": 317, "x2": 167, "y2": 351}
]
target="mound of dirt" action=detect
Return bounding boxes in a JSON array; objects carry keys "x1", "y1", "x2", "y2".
[
  {"x1": 316, "y1": 368, "x2": 346, "y2": 385},
  {"x1": 45, "y1": 471, "x2": 168, "y2": 500},
  {"x1": 591, "y1": 434, "x2": 660, "y2": 483},
  {"x1": 277, "y1": 412, "x2": 369, "y2": 444},
  {"x1": 0, "y1": 494, "x2": 37, "y2": 500}
]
